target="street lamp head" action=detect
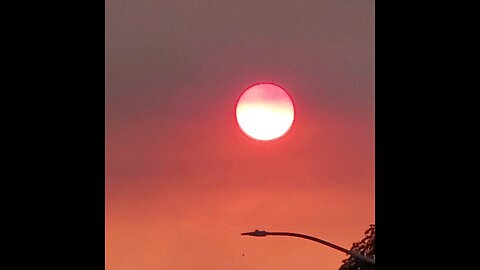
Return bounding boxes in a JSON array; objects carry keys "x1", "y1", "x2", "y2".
[{"x1": 241, "y1": 230, "x2": 268, "y2": 237}]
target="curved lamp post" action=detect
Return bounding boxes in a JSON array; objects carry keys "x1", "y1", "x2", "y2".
[{"x1": 241, "y1": 230, "x2": 375, "y2": 265}]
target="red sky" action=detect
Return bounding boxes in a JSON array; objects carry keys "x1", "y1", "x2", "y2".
[{"x1": 106, "y1": 1, "x2": 374, "y2": 269}]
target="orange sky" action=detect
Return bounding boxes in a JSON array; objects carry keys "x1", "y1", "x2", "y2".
[
  {"x1": 106, "y1": 89, "x2": 374, "y2": 269},
  {"x1": 106, "y1": 1, "x2": 374, "y2": 269}
]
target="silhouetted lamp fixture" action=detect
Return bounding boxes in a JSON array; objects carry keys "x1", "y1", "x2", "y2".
[{"x1": 241, "y1": 230, "x2": 375, "y2": 265}]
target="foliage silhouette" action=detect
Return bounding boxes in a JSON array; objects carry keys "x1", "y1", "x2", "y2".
[{"x1": 339, "y1": 224, "x2": 375, "y2": 270}]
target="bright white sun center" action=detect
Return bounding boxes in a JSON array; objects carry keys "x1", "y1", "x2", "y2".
[{"x1": 236, "y1": 83, "x2": 294, "y2": 141}]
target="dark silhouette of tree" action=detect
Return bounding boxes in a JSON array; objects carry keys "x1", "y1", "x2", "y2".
[{"x1": 339, "y1": 224, "x2": 375, "y2": 270}]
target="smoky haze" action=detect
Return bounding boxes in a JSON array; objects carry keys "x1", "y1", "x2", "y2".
[{"x1": 106, "y1": 1, "x2": 374, "y2": 270}]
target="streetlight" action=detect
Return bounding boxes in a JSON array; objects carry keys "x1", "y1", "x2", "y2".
[{"x1": 241, "y1": 230, "x2": 375, "y2": 265}]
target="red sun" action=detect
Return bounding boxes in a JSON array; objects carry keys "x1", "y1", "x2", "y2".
[{"x1": 235, "y1": 83, "x2": 295, "y2": 141}]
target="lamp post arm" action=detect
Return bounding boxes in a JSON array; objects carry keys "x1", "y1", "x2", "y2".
[
  {"x1": 267, "y1": 232, "x2": 352, "y2": 254},
  {"x1": 241, "y1": 230, "x2": 375, "y2": 265}
]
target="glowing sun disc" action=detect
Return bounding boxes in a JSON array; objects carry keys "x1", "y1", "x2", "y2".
[{"x1": 235, "y1": 83, "x2": 295, "y2": 141}]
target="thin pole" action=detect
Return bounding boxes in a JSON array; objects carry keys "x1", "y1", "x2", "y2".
[{"x1": 241, "y1": 230, "x2": 375, "y2": 265}]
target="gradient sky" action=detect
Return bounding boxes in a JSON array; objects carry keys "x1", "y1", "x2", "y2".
[{"x1": 106, "y1": 1, "x2": 374, "y2": 269}]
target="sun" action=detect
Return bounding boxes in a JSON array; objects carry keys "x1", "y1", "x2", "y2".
[{"x1": 235, "y1": 83, "x2": 295, "y2": 141}]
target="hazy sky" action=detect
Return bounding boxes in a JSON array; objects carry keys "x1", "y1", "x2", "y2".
[{"x1": 106, "y1": 1, "x2": 374, "y2": 269}]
